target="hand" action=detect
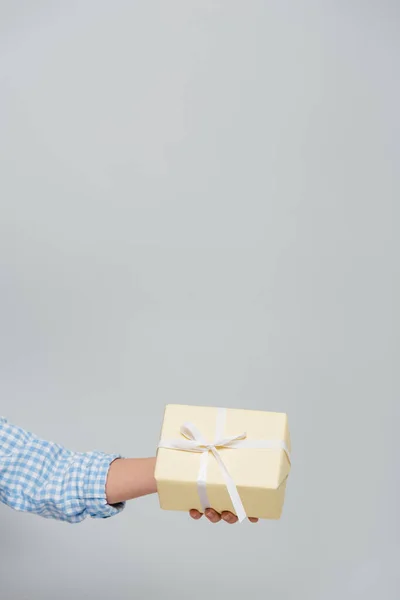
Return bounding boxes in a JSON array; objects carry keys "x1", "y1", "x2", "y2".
[{"x1": 190, "y1": 508, "x2": 258, "y2": 524}]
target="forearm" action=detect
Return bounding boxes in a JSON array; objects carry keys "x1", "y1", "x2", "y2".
[
  {"x1": 105, "y1": 457, "x2": 157, "y2": 504},
  {"x1": 0, "y1": 417, "x2": 124, "y2": 522}
]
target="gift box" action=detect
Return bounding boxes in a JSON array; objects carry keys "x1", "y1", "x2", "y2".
[{"x1": 155, "y1": 404, "x2": 291, "y2": 522}]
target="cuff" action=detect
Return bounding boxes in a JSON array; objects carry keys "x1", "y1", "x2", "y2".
[{"x1": 81, "y1": 452, "x2": 125, "y2": 519}]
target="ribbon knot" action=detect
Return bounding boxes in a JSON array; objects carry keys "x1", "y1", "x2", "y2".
[{"x1": 180, "y1": 421, "x2": 247, "y2": 451}]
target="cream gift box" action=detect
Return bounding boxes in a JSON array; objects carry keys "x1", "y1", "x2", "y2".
[{"x1": 155, "y1": 404, "x2": 291, "y2": 521}]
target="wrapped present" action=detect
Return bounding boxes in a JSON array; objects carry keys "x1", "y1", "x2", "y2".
[{"x1": 155, "y1": 404, "x2": 291, "y2": 522}]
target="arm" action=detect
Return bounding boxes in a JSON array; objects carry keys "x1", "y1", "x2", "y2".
[
  {"x1": 0, "y1": 418, "x2": 255, "y2": 525},
  {"x1": 105, "y1": 457, "x2": 157, "y2": 504},
  {"x1": 0, "y1": 417, "x2": 124, "y2": 523}
]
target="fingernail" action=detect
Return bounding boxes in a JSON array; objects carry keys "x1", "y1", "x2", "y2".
[{"x1": 223, "y1": 514, "x2": 231, "y2": 522}]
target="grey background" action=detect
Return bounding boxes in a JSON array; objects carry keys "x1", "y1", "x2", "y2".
[{"x1": 0, "y1": 1, "x2": 398, "y2": 598}]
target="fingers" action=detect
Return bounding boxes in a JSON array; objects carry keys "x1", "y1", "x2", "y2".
[
  {"x1": 205, "y1": 508, "x2": 222, "y2": 523},
  {"x1": 190, "y1": 509, "x2": 259, "y2": 524},
  {"x1": 221, "y1": 511, "x2": 238, "y2": 524},
  {"x1": 205, "y1": 509, "x2": 238, "y2": 524},
  {"x1": 189, "y1": 509, "x2": 203, "y2": 520}
]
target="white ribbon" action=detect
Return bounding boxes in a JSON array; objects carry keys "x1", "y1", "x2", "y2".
[{"x1": 158, "y1": 408, "x2": 291, "y2": 523}]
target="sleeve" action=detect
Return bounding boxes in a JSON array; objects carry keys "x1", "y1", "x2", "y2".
[{"x1": 0, "y1": 417, "x2": 125, "y2": 523}]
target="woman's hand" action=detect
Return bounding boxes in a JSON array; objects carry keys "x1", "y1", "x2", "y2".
[
  {"x1": 106, "y1": 459, "x2": 259, "y2": 524},
  {"x1": 190, "y1": 508, "x2": 258, "y2": 524}
]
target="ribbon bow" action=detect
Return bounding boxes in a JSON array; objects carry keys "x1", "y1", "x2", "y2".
[{"x1": 158, "y1": 408, "x2": 291, "y2": 523}]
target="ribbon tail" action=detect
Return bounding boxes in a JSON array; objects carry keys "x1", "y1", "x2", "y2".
[
  {"x1": 197, "y1": 451, "x2": 211, "y2": 513},
  {"x1": 211, "y1": 449, "x2": 247, "y2": 523}
]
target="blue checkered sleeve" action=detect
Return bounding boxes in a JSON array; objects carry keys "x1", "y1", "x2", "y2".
[{"x1": 0, "y1": 417, "x2": 125, "y2": 523}]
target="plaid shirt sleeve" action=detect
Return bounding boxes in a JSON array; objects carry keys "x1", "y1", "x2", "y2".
[{"x1": 0, "y1": 417, "x2": 125, "y2": 523}]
